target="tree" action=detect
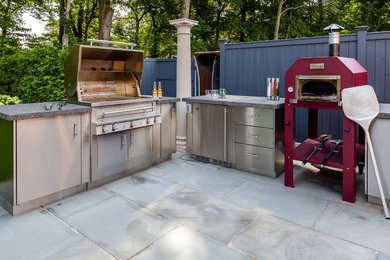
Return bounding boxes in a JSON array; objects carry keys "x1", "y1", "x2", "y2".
[
  {"x1": 274, "y1": 0, "x2": 305, "y2": 40},
  {"x1": 181, "y1": 0, "x2": 190, "y2": 18},
  {"x1": 98, "y1": 0, "x2": 114, "y2": 42}
]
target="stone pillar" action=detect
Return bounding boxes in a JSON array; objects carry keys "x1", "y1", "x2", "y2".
[{"x1": 169, "y1": 18, "x2": 198, "y2": 151}]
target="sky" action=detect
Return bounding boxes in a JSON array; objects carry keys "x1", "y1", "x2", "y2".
[{"x1": 22, "y1": 13, "x2": 46, "y2": 36}]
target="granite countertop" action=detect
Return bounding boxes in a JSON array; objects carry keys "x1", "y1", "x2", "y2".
[
  {"x1": 156, "y1": 97, "x2": 180, "y2": 104},
  {"x1": 182, "y1": 95, "x2": 284, "y2": 109},
  {"x1": 378, "y1": 103, "x2": 390, "y2": 119},
  {"x1": 0, "y1": 102, "x2": 91, "y2": 121}
]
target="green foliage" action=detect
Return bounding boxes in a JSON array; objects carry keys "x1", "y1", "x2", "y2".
[
  {"x1": 0, "y1": 95, "x2": 22, "y2": 105},
  {"x1": 0, "y1": 44, "x2": 70, "y2": 103}
]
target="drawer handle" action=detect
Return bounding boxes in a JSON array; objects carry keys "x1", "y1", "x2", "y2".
[
  {"x1": 246, "y1": 134, "x2": 259, "y2": 138},
  {"x1": 247, "y1": 152, "x2": 260, "y2": 158},
  {"x1": 248, "y1": 115, "x2": 261, "y2": 119}
]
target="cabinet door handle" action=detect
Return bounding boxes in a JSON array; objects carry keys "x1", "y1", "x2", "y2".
[
  {"x1": 121, "y1": 134, "x2": 126, "y2": 149},
  {"x1": 73, "y1": 122, "x2": 78, "y2": 138},
  {"x1": 248, "y1": 115, "x2": 261, "y2": 119},
  {"x1": 224, "y1": 107, "x2": 227, "y2": 161},
  {"x1": 246, "y1": 133, "x2": 260, "y2": 138},
  {"x1": 247, "y1": 152, "x2": 260, "y2": 158}
]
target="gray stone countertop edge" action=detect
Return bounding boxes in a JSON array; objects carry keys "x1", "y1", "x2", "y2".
[
  {"x1": 156, "y1": 97, "x2": 180, "y2": 104},
  {"x1": 378, "y1": 103, "x2": 390, "y2": 119},
  {"x1": 0, "y1": 103, "x2": 91, "y2": 121},
  {"x1": 182, "y1": 96, "x2": 284, "y2": 109}
]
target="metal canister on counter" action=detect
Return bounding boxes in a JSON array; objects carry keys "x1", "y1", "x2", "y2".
[
  {"x1": 266, "y1": 78, "x2": 271, "y2": 100},
  {"x1": 271, "y1": 78, "x2": 275, "y2": 100},
  {"x1": 275, "y1": 78, "x2": 280, "y2": 100},
  {"x1": 219, "y1": 88, "x2": 226, "y2": 99}
]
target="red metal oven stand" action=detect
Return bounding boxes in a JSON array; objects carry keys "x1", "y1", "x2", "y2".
[
  {"x1": 284, "y1": 57, "x2": 368, "y2": 203},
  {"x1": 284, "y1": 102, "x2": 357, "y2": 203}
]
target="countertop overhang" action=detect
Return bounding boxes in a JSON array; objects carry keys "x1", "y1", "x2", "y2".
[
  {"x1": 182, "y1": 95, "x2": 284, "y2": 109},
  {"x1": 378, "y1": 104, "x2": 390, "y2": 119},
  {"x1": 0, "y1": 102, "x2": 91, "y2": 121}
]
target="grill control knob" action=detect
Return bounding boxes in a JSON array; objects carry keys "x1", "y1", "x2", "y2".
[
  {"x1": 112, "y1": 125, "x2": 118, "y2": 131},
  {"x1": 147, "y1": 118, "x2": 151, "y2": 124},
  {"x1": 102, "y1": 126, "x2": 108, "y2": 133},
  {"x1": 130, "y1": 122, "x2": 135, "y2": 128}
]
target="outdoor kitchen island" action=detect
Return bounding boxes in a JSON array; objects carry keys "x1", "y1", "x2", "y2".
[
  {"x1": 0, "y1": 97, "x2": 178, "y2": 215},
  {"x1": 184, "y1": 95, "x2": 284, "y2": 177}
]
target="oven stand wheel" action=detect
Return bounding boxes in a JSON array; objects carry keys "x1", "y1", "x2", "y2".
[{"x1": 358, "y1": 162, "x2": 365, "y2": 175}]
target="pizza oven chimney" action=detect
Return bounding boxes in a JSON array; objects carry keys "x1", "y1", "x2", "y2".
[{"x1": 324, "y1": 24, "x2": 345, "y2": 57}]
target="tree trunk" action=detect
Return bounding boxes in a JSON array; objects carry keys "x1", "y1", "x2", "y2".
[
  {"x1": 200, "y1": 0, "x2": 207, "y2": 22},
  {"x1": 274, "y1": 0, "x2": 284, "y2": 40},
  {"x1": 84, "y1": 0, "x2": 98, "y2": 42},
  {"x1": 240, "y1": 0, "x2": 247, "y2": 42},
  {"x1": 150, "y1": 15, "x2": 158, "y2": 57},
  {"x1": 98, "y1": 0, "x2": 114, "y2": 43},
  {"x1": 58, "y1": 0, "x2": 65, "y2": 43},
  {"x1": 180, "y1": 0, "x2": 191, "y2": 18},
  {"x1": 62, "y1": 0, "x2": 72, "y2": 46},
  {"x1": 285, "y1": 0, "x2": 294, "y2": 39}
]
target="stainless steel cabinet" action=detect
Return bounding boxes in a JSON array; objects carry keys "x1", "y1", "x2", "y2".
[
  {"x1": 16, "y1": 114, "x2": 90, "y2": 205},
  {"x1": 366, "y1": 118, "x2": 390, "y2": 202},
  {"x1": 187, "y1": 103, "x2": 284, "y2": 177},
  {"x1": 92, "y1": 126, "x2": 153, "y2": 181},
  {"x1": 192, "y1": 103, "x2": 228, "y2": 162},
  {"x1": 232, "y1": 107, "x2": 284, "y2": 177}
]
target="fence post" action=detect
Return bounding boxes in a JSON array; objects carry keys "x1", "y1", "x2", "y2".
[
  {"x1": 219, "y1": 39, "x2": 229, "y2": 89},
  {"x1": 355, "y1": 26, "x2": 370, "y2": 68}
]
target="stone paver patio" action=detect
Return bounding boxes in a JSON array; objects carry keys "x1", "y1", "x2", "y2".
[{"x1": 1, "y1": 152, "x2": 389, "y2": 260}]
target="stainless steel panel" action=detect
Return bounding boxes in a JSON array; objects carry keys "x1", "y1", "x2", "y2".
[
  {"x1": 235, "y1": 143, "x2": 274, "y2": 175},
  {"x1": 0, "y1": 119, "x2": 14, "y2": 206},
  {"x1": 91, "y1": 126, "x2": 153, "y2": 181},
  {"x1": 235, "y1": 107, "x2": 274, "y2": 128},
  {"x1": 367, "y1": 118, "x2": 390, "y2": 200},
  {"x1": 235, "y1": 125, "x2": 274, "y2": 148},
  {"x1": 96, "y1": 133, "x2": 129, "y2": 168},
  {"x1": 81, "y1": 113, "x2": 91, "y2": 184},
  {"x1": 161, "y1": 103, "x2": 175, "y2": 158},
  {"x1": 16, "y1": 115, "x2": 82, "y2": 205},
  {"x1": 193, "y1": 104, "x2": 227, "y2": 162}
]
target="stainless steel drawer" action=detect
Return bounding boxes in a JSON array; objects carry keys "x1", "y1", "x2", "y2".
[
  {"x1": 235, "y1": 107, "x2": 273, "y2": 128},
  {"x1": 235, "y1": 143, "x2": 274, "y2": 174},
  {"x1": 235, "y1": 125, "x2": 274, "y2": 148}
]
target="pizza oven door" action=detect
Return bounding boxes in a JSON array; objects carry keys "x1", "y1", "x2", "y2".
[{"x1": 296, "y1": 75, "x2": 341, "y2": 102}]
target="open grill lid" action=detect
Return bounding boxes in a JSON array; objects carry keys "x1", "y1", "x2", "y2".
[{"x1": 65, "y1": 44, "x2": 144, "y2": 103}]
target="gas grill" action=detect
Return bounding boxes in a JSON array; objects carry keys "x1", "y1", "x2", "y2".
[{"x1": 65, "y1": 41, "x2": 161, "y2": 183}]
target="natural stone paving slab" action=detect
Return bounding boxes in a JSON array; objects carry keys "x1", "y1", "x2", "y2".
[
  {"x1": 132, "y1": 226, "x2": 251, "y2": 260},
  {"x1": 104, "y1": 172, "x2": 185, "y2": 207},
  {"x1": 378, "y1": 253, "x2": 390, "y2": 260},
  {"x1": 148, "y1": 189, "x2": 257, "y2": 244},
  {"x1": 314, "y1": 202, "x2": 390, "y2": 255},
  {"x1": 0, "y1": 209, "x2": 83, "y2": 259},
  {"x1": 63, "y1": 196, "x2": 176, "y2": 259},
  {"x1": 45, "y1": 188, "x2": 114, "y2": 218},
  {"x1": 45, "y1": 239, "x2": 115, "y2": 260},
  {"x1": 0, "y1": 205, "x2": 8, "y2": 216},
  {"x1": 230, "y1": 213, "x2": 377, "y2": 260},
  {"x1": 224, "y1": 181, "x2": 328, "y2": 227},
  {"x1": 145, "y1": 161, "x2": 246, "y2": 197}
]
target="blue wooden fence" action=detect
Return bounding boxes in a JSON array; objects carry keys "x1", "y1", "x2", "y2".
[
  {"x1": 220, "y1": 27, "x2": 390, "y2": 141},
  {"x1": 141, "y1": 58, "x2": 197, "y2": 97},
  {"x1": 142, "y1": 27, "x2": 390, "y2": 141}
]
